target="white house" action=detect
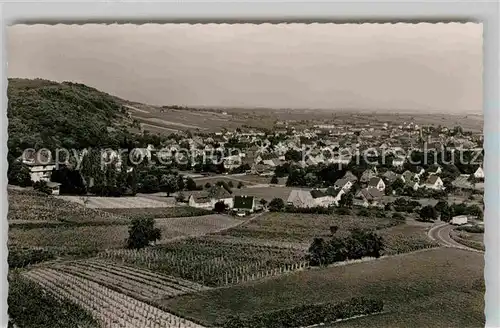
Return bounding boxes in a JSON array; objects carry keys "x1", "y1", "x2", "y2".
[
  {"x1": 367, "y1": 177, "x2": 386, "y2": 192},
  {"x1": 333, "y1": 178, "x2": 353, "y2": 192},
  {"x1": 474, "y1": 167, "x2": 484, "y2": 179},
  {"x1": 187, "y1": 186, "x2": 234, "y2": 209},
  {"x1": 423, "y1": 176, "x2": 445, "y2": 190},
  {"x1": 287, "y1": 189, "x2": 343, "y2": 208},
  {"x1": 20, "y1": 149, "x2": 56, "y2": 182},
  {"x1": 451, "y1": 215, "x2": 468, "y2": 225}
]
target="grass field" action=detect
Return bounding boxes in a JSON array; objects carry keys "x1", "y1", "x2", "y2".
[
  {"x1": 159, "y1": 248, "x2": 484, "y2": 327},
  {"x1": 56, "y1": 195, "x2": 176, "y2": 208},
  {"x1": 218, "y1": 212, "x2": 417, "y2": 251},
  {"x1": 9, "y1": 214, "x2": 244, "y2": 251},
  {"x1": 100, "y1": 206, "x2": 212, "y2": 219}
]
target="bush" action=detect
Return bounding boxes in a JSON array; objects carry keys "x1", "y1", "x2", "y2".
[
  {"x1": 358, "y1": 208, "x2": 370, "y2": 217},
  {"x1": 204, "y1": 182, "x2": 212, "y2": 189},
  {"x1": 457, "y1": 225, "x2": 484, "y2": 233},
  {"x1": 33, "y1": 180, "x2": 52, "y2": 195},
  {"x1": 392, "y1": 212, "x2": 405, "y2": 220},
  {"x1": 8, "y1": 248, "x2": 55, "y2": 268},
  {"x1": 335, "y1": 207, "x2": 351, "y2": 216},
  {"x1": 213, "y1": 200, "x2": 228, "y2": 213},
  {"x1": 223, "y1": 297, "x2": 383, "y2": 328},
  {"x1": 268, "y1": 198, "x2": 285, "y2": 212},
  {"x1": 237, "y1": 181, "x2": 244, "y2": 189}
]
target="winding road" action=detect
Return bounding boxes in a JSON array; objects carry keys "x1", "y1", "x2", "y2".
[{"x1": 427, "y1": 222, "x2": 483, "y2": 253}]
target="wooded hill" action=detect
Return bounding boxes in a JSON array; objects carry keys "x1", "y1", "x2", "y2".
[{"x1": 7, "y1": 78, "x2": 136, "y2": 161}]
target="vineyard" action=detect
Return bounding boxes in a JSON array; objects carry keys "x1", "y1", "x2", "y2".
[
  {"x1": 8, "y1": 189, "x2": 126, "y2": 224},
  {"x1": 98, "y1": 238, "x2": 309, "y2": 287},
  {"x1": 52, "y1": 259, "x2": 210, "y2": 301},
  {"x1": 22, "y1": 268, "x2": 206, "y2": 328}
]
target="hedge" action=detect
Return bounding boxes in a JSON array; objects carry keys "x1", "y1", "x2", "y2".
[{"x1": 223, "y1": 297, "x2": 383, "y2": 328}]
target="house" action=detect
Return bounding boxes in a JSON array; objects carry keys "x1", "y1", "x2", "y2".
[
  {"x1": 354, "y1": 188, "x2": 384, "y2": 207},
  {"x1": 287, "y1": 190, "x2": 316, "y2": 208},
  {"x1": 367, "y1": 177, "x2": 385, "y2": 192},
  {"x1": 287, "y1": 189, "x2": 341, "y2": 208},
  {"x1": 392, "y1": 157, "x2": 405, "y2": 168},
  {"x1": 382, "y1": 170, "x2": 399, "y2": 184},
  {"x1": 19, "y1": 149, "x2": 56, "y2": 182},
  {"x1": 360, "y1": 169, "x2": 376, "y2": 184},
  {"x1": 474, "y1": 167, "x2": 484, "y2": 179},
  {"x1": 342, "y1": 171, "x2": 358, "y2": 183},
  {"x1": 428, "y1": 165, "x2": 442, "y2": 175},
  {"x1": 423, "y1": 175, "x2": 445, "y2": 190},
  {"x1": 406, "y1": 181, "x2": 420, "y2": 191},
  {"x1": 188, "y1": 186, "x2": 233, "y2": 209},
  {"x1": 333, "y1": 178, "x2": 353, "y2": 192},
  {"x1": 451, "y1": 215, "x2": 468, "y2": 225},
  {"x1": 46, "y1": 181, "x2": 62, "y2": 195},
  {"x1": 400, "y1": 170, "x2": 419, "y2": 183},
  {"x1": 233, "y1": 195, "x2": 257, "y2": 215}
]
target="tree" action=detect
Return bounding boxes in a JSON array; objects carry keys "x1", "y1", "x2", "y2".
[
  {"x1": 177, "y1": 175, "x2": 185, "y2": 191},
  {"x1": 259, "y1": 198, "x2": 268, "y2": 207},
  {"x1": 186, "y1": 177, "x2": 197, "y2": 191},
  {"x1": 268, "y1": 198, "x2": 285, "y2": 212},
  {"x1": 33, "y1": 180, "x2": 51, "y2": 195},
  {"x1": 227, "y1": 181, "x2": 234, "y2": 188},
  {"x1": 204, "y1": 182, "x2": 212, "y2": 189},
  {"x1": 330, "y1": 225, "x2": 339, "y2": 236},
  {"x1": 237, "y1": 181, "x2": 244, "y2": 189},
  {"x1": 160, "y1": 174, "x2": 178, "y2": 196},
  {"x1": 213, "y1": 200, "x2": 228, "y2": 213},
  {"x1": 339, "y1": 193, "x2": 353, "y2": 208},
  {"x1": 434, "y1": 200, "x2": 448, "y2": 213},
  {"x1": 126, "y1": 217, "x2": 161, "y2": 249},
  {"x1": 308, "y1": 237, "x2": 327, "y2": 266},
  {"x1": 419, "y1": 205, "x2": 438, "y2": 222},
  {"x1": 270, "y1": 175, "x2": 279, "y2": 184},
  {"x1": 7, "y1": 161, "x2": 32, "y2": 187}
]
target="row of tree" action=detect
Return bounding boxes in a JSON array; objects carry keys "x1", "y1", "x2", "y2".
[{"x1": 308, "y1": 229, "x2": 384, "y2": 266}]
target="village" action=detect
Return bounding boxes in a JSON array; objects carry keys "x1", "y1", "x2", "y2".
[{"x1": 16, "y1": 117, "x2": 484, "y2": 225}]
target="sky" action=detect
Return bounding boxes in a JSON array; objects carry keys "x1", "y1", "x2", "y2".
[{"x1": 8, "y1": 23, "x2": 482, "y2": 113}]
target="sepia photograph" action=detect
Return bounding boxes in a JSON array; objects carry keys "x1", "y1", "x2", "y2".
[{"x1": 6, "y1": 22, "x2": 484, "y2": 327}]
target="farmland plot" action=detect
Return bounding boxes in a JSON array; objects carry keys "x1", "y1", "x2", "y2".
[
  {"x1": 57, "y1": 195, "x2": 175, "y2": 208},
  {"x1": 99, "y1": 238, "x2": 308, "y2": 287},
  {"x1": 52, "y1": 258, "x2": 210, "y2": 301},
  {"x1": 23, "y1": 268, "x2": 205, "y2": 328},
  {"x1": 154, "y1": 215, "x2": 244, "y2": 242},
  {"x1": 8, "y1": 189, "x2": 124, "y2": 224},
  {"x1": 162, "y1": 248, "x2": 484, "y2": 327}
]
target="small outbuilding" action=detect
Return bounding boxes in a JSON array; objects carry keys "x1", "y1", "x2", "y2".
[{"x1": 451, "y1": 215, "x2": 468, "y2": 226}]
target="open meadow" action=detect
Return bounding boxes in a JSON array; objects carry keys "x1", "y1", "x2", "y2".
[
  {"x1": 160, "y1": 248, "x2": 484, "y2": 327},
  {"x1": 217, "y1": 212, "x2": 438, "y2": 254}
]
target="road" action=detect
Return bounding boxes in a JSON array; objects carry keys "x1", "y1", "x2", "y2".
[{"x1": 427, "y1": 222, "x2": 483, "y2": 253}]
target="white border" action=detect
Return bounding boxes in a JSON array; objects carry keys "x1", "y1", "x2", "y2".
[{"x1": 0, "y1": 1, "x2": 498, "y2": 327}]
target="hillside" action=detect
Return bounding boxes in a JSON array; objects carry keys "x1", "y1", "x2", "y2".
[{"x1": 7, "y1": 78, "x2": 135, "y2": 160}]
